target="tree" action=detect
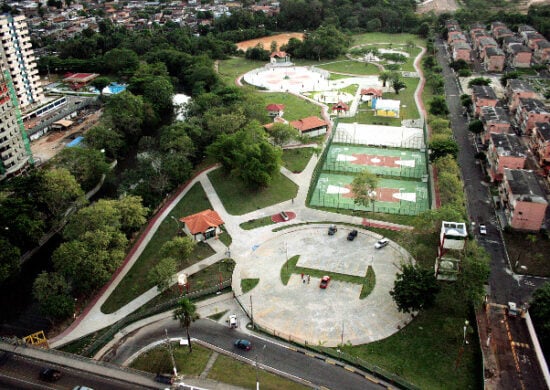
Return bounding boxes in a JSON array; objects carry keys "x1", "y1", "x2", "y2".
[
  {"x1": 148, "y1": 257, "x2": 177, "y2": 292},
  {"x1": 40, "y1": 168, "x2": 85, "y2": 219},
  {"x1": 91, "y1": 76, "x2": 111, "y2": 94},
  {"x1": 418, "y1": 22, "x2": 431, "y2": 38},
  {"x1": 458, "y1": 241, "x2": 490, "y2": 306},
  {"x1": 105, "y1": 91, "x2": 145, "y2": 142},
  {"x1": 467, "y1": 77, "x2": 491, "y2": 88},
  {"x1": 391, "y1": 78, "x2": 406, "y2": 95},
  {"x1": 468, "y1": 119, "x2": 484, "y2": 134},
  {"x1": 103, "y1": 48, "x2": 139, "y2": 75},
  {"x1": 33, "y1": 271, "x2": 75, "y2": 322},
  {"x1": 378, "y1": 71, "x2": 392, "y2": 87},
  {"x1": 115, "y1": 195, "x2": 149, "y2": 235},
  {"x1": 173, "y1": 298, "x2": 199, "y2": 352},
  {"x1": 530, "y1": 282, "x2": 550, "y2": 355},
  {"x1": 54, "y1": 147, "x2": 110, "y2": 192},
  {"x1": 429, "y1": 96, "x2": 450, "y2": 116},
  {"x1": 0, "y1": 237, "x2": 20, "y2": 283},
  {"x1": 412, "y1": 205, "x2": 465, "y2": 234},
  {"x1": 267, "y1": 123, "x2": 299, "y2": 146},
  {"x1": 351, "y1": 169, "x2": 379, "y2": 210},
  {"x1": 84, "y1": 124, "x2": 126, "y2": 158},
  {"x1": 429, "y1": 136, "x2": 459, "y2": 161},
  {"x1": 300, "y1": 24, "x2": 351, "y2": 61},
  {"x1": 160, "y1": 236, "x2": 196, "y2": 267},
  {"x1": 63, "y1": 199, "x2": 121, "y2": 240},
  {"x1": 390, "y1": 264, "x2": 440, "y2": 313}
]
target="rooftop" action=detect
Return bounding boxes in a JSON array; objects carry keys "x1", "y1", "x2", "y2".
[
  {"x1": 519, "y1": 98, "x2": 550, "y2": 113},
  {"x1": 504, "y1": 169, "x2": 547, "y2": 203},
  {"x1": 481, "y1": 106, "x2": 509, "y2": 123},
  {"x1": 490, "y1": 133, "x2": 526, "y2": 157},
  {"x1": 485, "y1": 47, "x2": 504, "y2": 56},
  {"x1": 535, "y1": 122, "x2": 550, "y2": 141},
  {"x1": 290, "y1": 116, "x2": 328, "y2": 132},
  {"x1": 442, "y1": 221, "x2": 468, "y2": 237},
  {"x1": 179, "y1": 209, "x2": 224, "y2": 235},
  {"x1": 473, "y1": 85, "x2": 497, "y2": 100},
  {"x1": 507, "y1": 79, "x2": 536, "y2": 93}
]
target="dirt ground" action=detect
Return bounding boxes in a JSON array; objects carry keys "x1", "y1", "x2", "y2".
[
  {"x1": 416, "y1": 0, "x2": 459, "y2": 14},
  {"x1": 236, "y1": 32, "x2": 304, "y2": 52},
  {"x1": 30, "y1": 110, "x2": 102, "y2": 164}
]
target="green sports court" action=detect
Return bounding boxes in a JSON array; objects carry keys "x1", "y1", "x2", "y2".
[{"x1": 323, "y1": 144, "x2": 428, "y2": 179}]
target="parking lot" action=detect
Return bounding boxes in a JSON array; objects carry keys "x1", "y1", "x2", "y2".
[{"x1": 232, "y1": 225, "x2": 413, "y2": 347}]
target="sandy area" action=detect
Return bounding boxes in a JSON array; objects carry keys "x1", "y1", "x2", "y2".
[{"x1": 236, "y1": 32, "x2": 304, "y2": 51}]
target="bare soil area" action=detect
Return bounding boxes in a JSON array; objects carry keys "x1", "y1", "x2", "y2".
[
  {"x1": 416, "y1": 0, "x2": 458, "y2": 14},
  {"x1": 236, "y1": 32, "x2": 304, "y2": 52}
]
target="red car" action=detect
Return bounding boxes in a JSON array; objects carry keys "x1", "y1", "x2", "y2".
[{"x1": 319, "y1": 276, "x2": 331, "y2": 289}]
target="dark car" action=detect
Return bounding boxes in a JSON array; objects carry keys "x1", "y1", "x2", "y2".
[
  {"x1": 39, "y1": 368, "x2": 61, "y2": 382},
  {"x1": 347, "y1": 230, "x2": 358, "y2": 241},
  {"x1": 155, "y1": 373, "x2": 173, "y2": 384},
  {"x1": 328, "y1": 225, "x2": 337, "y2": 235},
  {"x1": 319, "y1": 275, "x2": 331, "y2": 289},
  {"x1": 234, "y1": 339, "x2": 252, "y2": 351}
]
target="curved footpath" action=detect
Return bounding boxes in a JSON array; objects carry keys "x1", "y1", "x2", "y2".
[{"x1": 51, "y1": 46, "x2": 428, "y2": 353}]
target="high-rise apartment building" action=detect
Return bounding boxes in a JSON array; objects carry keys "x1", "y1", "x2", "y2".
[
  {"x1": 0, "y1": 66, "x2": 33, "y2": 180},
  {"x1": 0, "y1": 14, "x2": 43, "y2": 109}
]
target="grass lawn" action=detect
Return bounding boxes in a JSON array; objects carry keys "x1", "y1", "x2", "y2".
[
  {"x1": 318, "y1": 59, "x2": 378, "y2": 75},
  {"x1": 218, "y1": 57, "x2": 265, "y2": 84},
  {"x1": 258, "y1": 92, "x2": 321, "y2": 121},
  {"x1": 240, "y1": 216, "x2": 274, "y2": 230},
  {"x1": 341, "y1": 285, "x2": 482, "y2": 390},
  {"x1": 208, "y1": 168, "x2": 298, "y2": 215},
  {"x1": 130, "y1": 343, "x2": 212, "y2": 376},
  {"x1": 208, "y1": 354, "x2": 309, "y2": 390},
  {"x1": 281, "y1": 255, "x2": 375, "y2": 299},
  {"x1": 101, "y1": 183, "x2": 216, "y2": 314},
  {"x1": 351, "y1": 33, "x2": 424, "y2": 48},
  {"x1": 282, "y1": 147, "x2": 315, "y2": 173},
  {"x1": 241, "y1": 278, "x2": 259, "y2": 293}
]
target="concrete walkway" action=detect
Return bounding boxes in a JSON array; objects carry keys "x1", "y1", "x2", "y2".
[{"x1": 50, "y1": 48, "x2": 425, "y2": 350}]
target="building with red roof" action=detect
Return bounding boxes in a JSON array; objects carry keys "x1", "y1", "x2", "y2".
[
  {"x1": 332, "y1": 101, "x2": 349, "y2": 114},
  {"x1": 266, "y1": 103, "x2": 285, "y2": 117},
  {"x1": 179, "y1": 209, "x2": 224, "y2": 241},
  {"x1": 290, "y1": 116, "x2": 329, "y2": 137},
  {"x1": 270, "y1": 51, "x2": 291, "y2": 65}
]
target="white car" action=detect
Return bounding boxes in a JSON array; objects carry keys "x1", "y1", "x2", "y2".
[
  {"x1": 374, "y1": 238, "x2": 389, "y2": 249},
  {"x1": 229, "y1": 314, "x2": 237, "y2": 328},
  {"x1": 479, "y1": 224, "x2": 487, "y2": 235}
]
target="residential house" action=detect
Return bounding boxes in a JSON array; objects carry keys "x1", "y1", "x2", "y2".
[
  {"x1": 472, "y1": 30, "x2": 490, "y2": 51},
  {"x1": 179, "y1": 209, "x2": 224, "y2": 241},
  {"x1": 449, "y1": 31, "x2": 467, "y2": 45},
  {"x1": 451, "y1": 42, "x2": 473, "y2": 63},
  {"x1": 266, "y1": 103, "x2": 284, "y2": 117},
  {"x1": 290, "y1": 116, "x2": 329, "y2": 137},
  {"x1": 472, "y1": 85, "x2": 498, "y2": 116},
  {"x1": 484, "y1": 47, "x2": 505, "y2": 71},
  {"x1": 480, "y1": 106, "x2": 511, "y2": 142},
  {"x1": 515, "y1": 98, "x2": 550, "y2": 135},
  {"x1": 505, "y1": 79, "x2": 539, "y2": 114},
  {"x1": 469, "y1": 23, "x2": 486, "y2": 42},
  {"x1": 502, "y1": 36, "x2": 523, "y2": 54},
  {"x1": 530, "y1": 122, "x2": 550, "y2": 169},
  {"x1": 491, "y1": 22, "x2": 513, "y2": 41},
  {"x1": 448, "y1": 28, "x2": 466, "y2": 44},
  {"x1": 499, "y1": 169, "x2": 548, "y2": 231},
  {"x1": 478, "y1": 37, "x2": 498, "y2": 59},
  {"x1": 533, "y1": 40, "x2": 550, "y2": 64},
  {"x1": 507, "y1": 44, "x2": 532, "y2": 68},
  {"x1": 525, "y1": 32, "x2": 546, "y2": 50},
  {"x1": 486, "y1": 133, "x2": 527, "y2": 182},
  {"x1": 517, "y1": 25, "x2": 536, "y2": 34}
]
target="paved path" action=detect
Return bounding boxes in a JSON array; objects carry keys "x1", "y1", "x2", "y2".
[{"x1": 51, "y1": 49, "x2": 426, "y2": 350}]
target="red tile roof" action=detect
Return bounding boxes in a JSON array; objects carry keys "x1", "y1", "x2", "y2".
[
  {"x1": 360, "y1": 88, "x2": 383, "y2": 97},
  {"x1": 290, "y1": 116, "x2": 328, "y2": 132},
  {"x1": 332, "y1": 101, "x2": 349, "y2": 111},
  {"x1": 266, "y1": 103, "x2": 285, "y2": 111},
  {"x1": 180, "y1": 209, "x2": 224, "y2": 235},
  {"x1": 270, "y1": 51, "x2": 288, "y2": 58}
]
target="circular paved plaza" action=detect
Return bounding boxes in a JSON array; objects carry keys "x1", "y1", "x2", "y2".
[{"x1": 233, "y1": 225, "x2": 413, "y2": 347}]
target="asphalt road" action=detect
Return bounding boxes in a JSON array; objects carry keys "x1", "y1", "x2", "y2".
[
  {"x1": 0, "y1": 351, "x2": 154, "y2": 390},
  {"x1": 434, "y1": 38, "x2": 546, "y2": 304},
  {"x1": 109, "y1": 318, "x2": 385, "y2": 390}
]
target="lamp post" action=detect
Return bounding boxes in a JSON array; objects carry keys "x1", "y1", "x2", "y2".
[
  {"x1": 255, "y1": 344, "x2": 267, "y2": 390},
  {"x1": 463, "y1": 320, "x2": 469, "y2": 345}
]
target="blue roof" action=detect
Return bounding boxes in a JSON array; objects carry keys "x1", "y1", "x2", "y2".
[{"x1": 66, "y1": 136, "x2": 84, "y2": 147}]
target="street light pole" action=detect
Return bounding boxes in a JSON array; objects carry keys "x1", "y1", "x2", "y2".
[
  {"x1": 255, "y1": 344, "x2": 267, "y2": 390},
  {"x1": 170, "y1": 215, "x2": 180, "y2": 234}
]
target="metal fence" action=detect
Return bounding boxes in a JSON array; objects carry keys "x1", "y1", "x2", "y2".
[{"x1": 80, "y1": 279, "x2": 232, "y2": 358}]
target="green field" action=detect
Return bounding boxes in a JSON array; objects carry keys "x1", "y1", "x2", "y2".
[{"x1": 259, "y1": 92, "x2": 322, "y2": 121}]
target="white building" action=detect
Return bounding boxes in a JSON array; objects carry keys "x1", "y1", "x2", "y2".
[{"x1": 0, "y1": 14, "x2": 43, "y2": 110}]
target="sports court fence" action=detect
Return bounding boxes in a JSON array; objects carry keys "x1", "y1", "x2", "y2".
[
  {"x1": 306, "y1": 118, "x2": 338, "y2": 205},
  {"x1": 322, "y1": 158, "x2": 427, "y2": 180}
]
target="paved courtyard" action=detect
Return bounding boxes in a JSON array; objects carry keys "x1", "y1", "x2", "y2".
[{"x1": 232, "y1": 225, "x2": 413, "y2": 347}]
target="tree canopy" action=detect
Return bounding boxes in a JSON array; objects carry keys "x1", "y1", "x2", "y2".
[
  {"x1": 351, "y1": 169, "x2": 379, "y2": 209},
  {"x1": 390, "y1": 264, "x2": 441, "y2": 313}
]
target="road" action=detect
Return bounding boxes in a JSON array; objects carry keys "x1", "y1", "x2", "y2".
[
  {"x1": 0, "y1": 350, "x2": 156, "y2": 390},
  {"x1": 109, "y1": 318, "x2": 385, "y2": 390},
  {"x1": 434, "y1": 38, "x2": 546, "y2": 304}
]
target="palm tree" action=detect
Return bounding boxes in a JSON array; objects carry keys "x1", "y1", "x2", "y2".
[
  {"x1": 378, "y1": 71, "x2": 391, "y2": 87},
  {"x1": 173, "y1": 298, "x2": 199, "y2": 352}
]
